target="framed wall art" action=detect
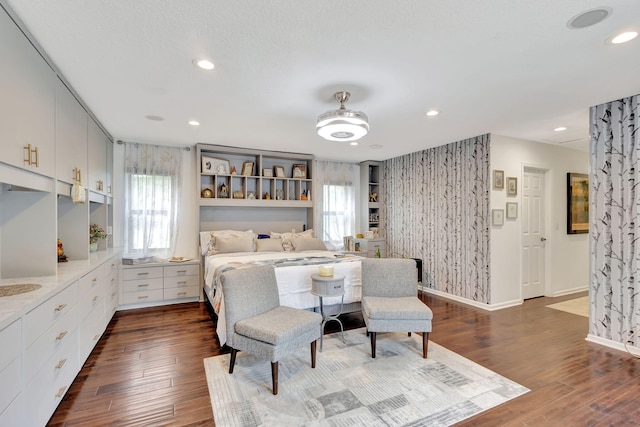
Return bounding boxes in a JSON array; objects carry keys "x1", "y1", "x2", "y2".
[
  {"x1": 262, "y1": 168, "x2": 273, "y2": 177},
  {"x1": 506, "y1": 202, "x2": 518, "y2": 219},
  {"x1": 493, "y1": 169, "x2": 504, "y2": 190},
  {"x1": 202, "y1": 156, "x2": 230, "y2": 175},
  {"x1": 292, "y1": 164, "x2": 307, "y2": 179},
  {"x1": 567, "y1": 172, "x2": 589, "y2": 234},
  {"x1": 506, "y1": 177, "x2": 517, "y2": 196},
  {"x1": 274, "y1": 165, "x2": 286, "y2": 178},
  {"x1": 241, "y1": 161, "x2": 254, "y2": 176},
  {"x1": 491, "y1": 209, "x2": 504, "y2": 226}
]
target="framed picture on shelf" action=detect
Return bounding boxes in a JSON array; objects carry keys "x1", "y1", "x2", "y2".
[
  {"x1": 506, "y1": 202, "x2": 518, "y2": 219},
  {"x1": 201, "y1": 156, "x2": 230, "y2": 175},
  {"x1": 492, "y1": 209, "x2": 504, "y2": 226},
  {"x1": 274, "y1": 165, "x2": 286, "y2": 178},
  {"x1": 241, "y1": 161, "x2": 254, "y2": 176},
  {"x1": 262, "y1": 168, "x2": 273, "y2": 177},
  {"x1": 292, "y1": 164, "x2": 307, "y2": 179},
  {"x1": 493, "y1": 169, "x2": 504, "y2": 190},
  {"x1": 506, "y1": 177, "x2": 518, "y2": 196},
  {"x1": 567, "y1": 172, "x2": 589, "y2": 234}
]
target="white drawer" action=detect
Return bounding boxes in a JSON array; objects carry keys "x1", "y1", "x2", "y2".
[
  {"x1": 24, "y1": 330, "x2": 78, "y2": 427},
  {"x1": 0, "y1": 393, "x2": 22, "y2": 427},
  {"x1": 0, "y1": 319, "x2": 20, "y2": 371},
  {"x1": 123, "y1": 277, "x2": 163, "y2": 293},
  {"x1": 78, "y1": 288, "x2": 105, "y2": 323},
  {"x1": 164, "y1": 274, "x2": 199, "y2": 289},
  {"x1": 164, "y1": 263, "x2": 199, "y2": 277},
  {"x1": 79, "y1": 299, "x2": 107, "y2": 361},
  {"x1": 79, "y1": 268, "x2": 104, "y2": 297},
  {"x1": 368, "y1": 240, "x2": 385, "y2": 250},
  {"x1": 164, "y1": 286, "x2": 199, "y2": 300},
  {"x1": 24, "y1": 304, "x2": 77, "y2": 382},
  {"x1": 122, "y1": 266, "x2": 163, "y2": 281},
  {"x1": 122, "y1": 289, "x2": 164, "y2": 305},
  {"x1": 0, "y1": 357, "x2": 20, "y2": 415},
  {"x1": 24, "y1": 281, "x2": 78, "y2": 348},
  {"x1": 103, "y1": 257, "x2": 119, "y2": 276}
]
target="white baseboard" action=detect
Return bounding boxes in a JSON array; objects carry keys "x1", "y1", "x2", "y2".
[
  {"x1": 551, "y1": 286, "x2": 588, "y2": 297},
  {"x1": 420, "y1": 287, "x2": 522, "y2": 311},
  {"x1": 586, "y1": 334, "x2": 640, "y2": 356}
]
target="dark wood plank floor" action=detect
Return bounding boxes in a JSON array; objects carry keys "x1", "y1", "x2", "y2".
[{"x1": 48, "y1": 291, "x2": 640, "y2": 426}]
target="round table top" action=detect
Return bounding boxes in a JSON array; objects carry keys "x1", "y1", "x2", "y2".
[{"x1": 311, "y1": 273, "x2": 345, "y2": 282}]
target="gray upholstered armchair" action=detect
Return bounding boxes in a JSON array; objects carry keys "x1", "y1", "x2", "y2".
[
  {"x1": 221, "y1": 265, "x2": 322, "y2": 395},
  {"x1": 361, "y1": 258, "x2": 433, "y2": 358}
]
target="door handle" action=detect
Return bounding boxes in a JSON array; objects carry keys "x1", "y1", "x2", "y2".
[{"x1": 540, "y1": 237, "x2": 547, "y2": 242}]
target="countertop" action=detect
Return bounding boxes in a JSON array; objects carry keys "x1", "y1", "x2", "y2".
[{"x1": 0, "y1": 248, "x2": 120, "y2": 330}]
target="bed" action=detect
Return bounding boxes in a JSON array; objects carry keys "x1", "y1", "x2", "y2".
[{"x1": 200, "y1": 230, "x2": 364, "y2": 346}]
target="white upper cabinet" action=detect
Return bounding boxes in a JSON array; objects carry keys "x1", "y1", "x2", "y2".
[
  {"x1": 55, "y1": 79, "x2": 88, "y2": 185},
  {"x1": 0, "y1": 9, "x2": 55, "y2": 177},
  {"x1": 88, "y1": 119, "x2": 108, "y2": 194}
]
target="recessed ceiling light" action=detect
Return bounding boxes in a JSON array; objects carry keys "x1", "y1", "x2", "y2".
[
  {"x1": 426, "y1": 110, "x2": 439, "y2": 117},
  {"x1": 554, "y1": 126, "x2": 567, "y2": 132},
  {"x1": 188, "y1": 120, "x2": 200, "y2": 126},
  {"x1": 567, "y1": 7, "x2": 611, "y2": 29},
  {"x1": 193, "y1": 58, "x2": 215, "y2": 70},
  {"x1": 145, "y1": 115, "x2": 164, "y2": 121},
  {"x1": 610, "y1": 31, "x2": 638, "y2": 44},
  {"x1": 350, "y1": 142, "x2": 359, "y2": 146}
]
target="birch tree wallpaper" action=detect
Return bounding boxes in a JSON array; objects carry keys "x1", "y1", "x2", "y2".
[
  {"x1": 383, "y1": 134, "x2": 490, "y2": 303},
  {"x1": 590, "y1": 95, "x2": 639, "y2": 347}
]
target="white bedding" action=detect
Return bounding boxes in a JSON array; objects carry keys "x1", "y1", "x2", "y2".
[{"x1": 203, "y1": 250, "x2": 363, "y2": 346}]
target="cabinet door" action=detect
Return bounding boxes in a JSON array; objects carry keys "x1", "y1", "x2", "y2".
[
  {"x1": 55, "y1": 79, "x2": 88, "y2": 184},
  {"x1": 0, "y1": 9, "x2": 55, "y2": 177},
  {"x1": 88, "y1": 119, "x2": 107, "y2": 194}
]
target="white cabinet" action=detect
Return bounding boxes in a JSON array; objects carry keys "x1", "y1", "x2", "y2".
[
  {"x1": 88, "y1": 119, "x2": 108, "y2": 195},
  {"x1": 0, "y1": 8, "x2": 55, "y2": 177},
  {"x1": 360, "y1": 161, "x2": 383, "y2": 236},
  {"x1": 355, "y1": 238, "x2": 386, "y2": 258},
  {"x1": 120, "y1": 261, "x2": 200, "y2": 309},
  {"x1": 0, "y1": 320, "x2": 21, "y2": 422},
  {"x1": 55, "y1": 78, "x2": 88, "y2": 185}
]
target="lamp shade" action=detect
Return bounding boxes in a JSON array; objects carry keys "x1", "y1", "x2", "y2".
[{"x1": 316, "y1": 92, "x2": 369, "y2": 142}]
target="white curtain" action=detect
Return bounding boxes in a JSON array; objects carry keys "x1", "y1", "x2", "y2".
[
  {"x1": 313, "y1": 161, "x2": 360, "y2": 249},
  {"x1": 124, "y1": 143, "x2": 183, "y2": 259}
]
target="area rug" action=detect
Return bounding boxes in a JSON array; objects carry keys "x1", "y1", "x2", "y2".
[
  {"x1": 546, "y1": 296, "x2": 589, "y2": 317},
  {"x1": 204, "y1": 328, "x2": 529, "y2": 426}
]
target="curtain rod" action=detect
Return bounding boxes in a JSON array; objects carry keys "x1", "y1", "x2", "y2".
[{"x1": 116, "y1": 140, "x2": 191, "y2": 151}]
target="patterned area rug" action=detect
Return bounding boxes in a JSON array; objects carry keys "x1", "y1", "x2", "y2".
[
  {"x1": 546, "y1": 296, "x2": 589, "y2": 317},
  {"x1": 204, "y1": 329, "x2": 529, "y2": 426}
]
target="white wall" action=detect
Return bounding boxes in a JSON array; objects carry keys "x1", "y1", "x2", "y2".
[{"x1": 490, "y1": 135, "x2": 589, "y2": 306}]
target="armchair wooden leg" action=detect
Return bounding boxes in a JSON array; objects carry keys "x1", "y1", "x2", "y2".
[
  {"x1": 311, "y1": 340, "x2": 317, "y2": 368},
  {"x1": 422, "y1": 332, "x2": 430, "y2": 358},
  {"x1": 370, "y1": 331, "x2": 377, "y2": 358},
  {"x1": 408, "y1": 332, "x2": 412, "y2": 337},
  {"x1": 229, "y1": 348, "x2": 238, "y2": 374},
  {"x1": 271, "y1": 361, "x2": 279, "y2": 395}
]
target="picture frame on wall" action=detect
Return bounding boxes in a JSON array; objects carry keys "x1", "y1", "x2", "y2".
[
  {"x1": 274, "y1": 165, "x2": 286, "y2": 178},
  {"x1": 201, "y1": 156, "x2": 230, "y2": 175},
  {"x1": 241, "y1": 161, "x2": 254, "y2": 176},
  {"x1": 262, "y1": 168, "x2": 273, "y2": 177},
  {"x1": 492, "y1": 209, "x2": 504, "y2": 226},
  {"x1": 506, "y1": 177, "x2": 517, "y2": 196},
  {"x1": 493, "y1": 170, "x2": 504, "y2": 190},
  {"x1": 506, "y1": 202, "x2": 518, "y2": 219},
  {"x1": 292, "y1": 164, "x2": 307, "y2": 179},
  {"x1": 567, "y1": 172, "x2": 589, "y2": 234}
]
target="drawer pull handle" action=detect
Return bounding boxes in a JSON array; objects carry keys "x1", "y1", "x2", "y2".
[
  {"x1": 93, "y1": 296, "x2": 99, "y2": 302},
  {"x1": 177, "y1": 281, "x2": 187, "y2": 285},
  {"x1": 24, "y1": 144, "x2": 32, "y2": 165},
  {"x1": 54, "y1": 304, "x2": 67, "y2": 312},
  {"x1": 93, "y1": 334, "x2": 100, "y2": 341},
  {"x1": 177, "y1": 270, "x2": 187, "y2": 273},
  {"x1": 178, "y1": 292, "x2": 187, "y2": 296},
  {"x1": 111, "y1": 278, "x2": 115, "y2": 283},
  {"x1": 137, "y1": 284, "x2": 149, "y2": 287},
  {"x1": 137, "y1": 272, "x2": 149, "y2": 276},
  {"x1": 111, "y1": 292, "x2": 117, "y2": 297},
  {"x1": 56, "y1": 331, "x2": 68, "y2": 341},
  {"x1": 55, "y1": 386, "x2": 68, "y2": 398},
  {"x1": 55, "y1": 358, "x2": 67, "y2": 370},
  {"x1": 138, "y1": 296, "x2": 148, "y2": 299},
  {"x1": 92, "y1": 277, "x2": 97, "y2": 283}
]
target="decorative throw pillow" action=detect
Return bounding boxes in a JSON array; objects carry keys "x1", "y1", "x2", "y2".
[
  {"x1": 202, "y1": 229, "x2": 255, "y2": 255},
  {"x1": 270, "y1": 229, "x2": 314, "y2": 251},
  {"x1": 291, "y1": 237, "x2": 327, "y2": 251},
  {"x1": 215, "y1": 234, "x2": 255, "y2": 254},
  {"x1": 256, "y1": 238, "x2": 284, "y2": 252}
]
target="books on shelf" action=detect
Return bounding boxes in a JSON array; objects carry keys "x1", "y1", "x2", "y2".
[{"x1": 343, "y1": 236, "x2": 355, "y2": 252}]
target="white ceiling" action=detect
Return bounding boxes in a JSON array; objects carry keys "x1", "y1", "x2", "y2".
[{"x1": 4, "y1": 0, "x2": 640, "y2": 162}]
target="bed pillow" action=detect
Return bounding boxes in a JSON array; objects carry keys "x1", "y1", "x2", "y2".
[
  {"x1": 291, "y1": 237, "x2": 327, "y2": 252},
  {"x1": 200, "y1": 229, "x2": 255, "y2": 255},
  {"x1": 270, "y1": 229, "x2": 314, "y2": 251},
  {"x1": 256, "y1": 238, "x2": 285, "y2": 252},
  {"x1": 215, "y1": 234, "x2": 255, "y2": 254}
]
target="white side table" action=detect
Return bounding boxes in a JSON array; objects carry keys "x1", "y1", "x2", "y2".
[{"x1": 311, "y1": 273, "x2": 345, "y2": 351}]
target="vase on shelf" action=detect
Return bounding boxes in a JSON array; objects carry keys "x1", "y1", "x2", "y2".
[{"x1": 90, "y1": 242, "x2": 98, "y2": 252}]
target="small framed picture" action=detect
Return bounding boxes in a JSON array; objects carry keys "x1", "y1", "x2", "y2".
[
  {"x1": 241, "y1": 161, "x2": 254, "y2": 176},
  {"x1": 202, "y1": 156, "x2": 230, "y2": 175},
  {"x1": 292, "y1": 164, "x2": 307, "y2": 179},
  {"x1": 492, "y1": 209, "x2": 504, "y2": 226},
  {"x1": 507, "y1": 177, "x2": 518, "y2": 196},
  {"x1": 262, "y1": 168, "x2": 273, "y2": 177},
  {"x1": 506, "y1": 202, "x2": 518, "y2": 219},
  {"x1": 274, "y1": 165, "x2": 286, "y2": 178},
  {"x1": 493, "y1": 170, "x2": 504, "y2": 190}
]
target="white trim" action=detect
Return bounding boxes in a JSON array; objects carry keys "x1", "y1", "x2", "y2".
[
  {"x1": 550, "y1": 287, "x2": 588, "y2": 297},
  {"x1": 586, "y1": 334, "x2": 640, "y2": 356},
  {"x1": 420, "y1": 287, "x2": 522, "y2": 311}
]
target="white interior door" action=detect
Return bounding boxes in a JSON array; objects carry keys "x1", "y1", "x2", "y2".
[{"x1": 522, "y1": 169, "x2": 546, "y2": 299}]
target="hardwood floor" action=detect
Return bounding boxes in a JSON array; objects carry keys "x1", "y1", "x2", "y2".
[{"x1": 48, "y1": 291, "x2": 640, "y2": 426}]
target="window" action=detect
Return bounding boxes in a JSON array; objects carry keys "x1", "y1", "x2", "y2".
[{"x1": 321, "y1": 183, "x2": 356, "y2": 248}]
